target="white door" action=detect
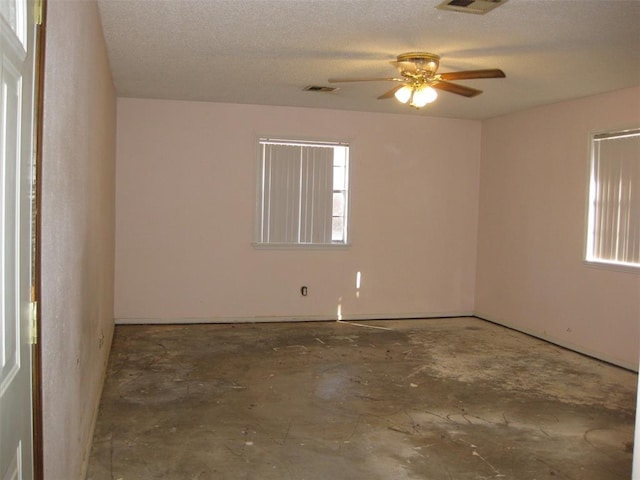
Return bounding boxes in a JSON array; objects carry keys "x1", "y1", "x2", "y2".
[{"x1": 0, "y1": 0, "x2": 37, "y2": 479}]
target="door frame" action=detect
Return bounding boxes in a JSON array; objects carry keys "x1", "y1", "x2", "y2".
[{"x1": 31, "y1": 0, "x2": 46, "y2": 478}]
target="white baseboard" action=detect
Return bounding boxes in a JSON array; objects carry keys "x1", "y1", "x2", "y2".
[
  {"x1": 115, "y1": 311, "x2": 474, "y2": 325},
  {"x1": 80, "y1": 323, "x2": 115, "y2": 479},
  {"x1": 115, "y1": 311, "x2": 635, "y2": 372},
  {"x1": 474, "y1": 311, "x2": 638, "y2": 372}
]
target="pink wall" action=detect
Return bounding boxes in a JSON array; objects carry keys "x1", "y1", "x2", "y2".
[
  {"x1": 476, "y1": 87, "x2": 640, "y2": 370},
  {"x1": 41, "y1": 1, "x2": 116, "y2": 478},
  {"x1": 115, "y1": 99, "x2": 481, "y2": 323}
]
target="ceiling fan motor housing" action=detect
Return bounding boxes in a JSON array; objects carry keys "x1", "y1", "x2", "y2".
[{"x1": 397, "y1": 52, "x2": 441, "y2": 77}]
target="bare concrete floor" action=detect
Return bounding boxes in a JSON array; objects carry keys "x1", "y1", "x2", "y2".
[{"x1": 86, "y1": 317, "x2": 637, "y2": 480}]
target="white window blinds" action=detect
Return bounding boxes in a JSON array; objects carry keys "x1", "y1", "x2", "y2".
[
  {"x1": 586, "y1": 129, "x2": 640, "y2": 268},
  {"x1": 255, "y1": 139, "x2": 349, "y2": 246}
]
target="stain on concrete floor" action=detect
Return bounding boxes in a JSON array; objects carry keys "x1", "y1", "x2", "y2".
[{"x1": 86, "y1": 317, "x2": 637, "y2": 480}]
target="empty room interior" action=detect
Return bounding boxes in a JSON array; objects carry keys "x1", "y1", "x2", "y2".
[{"x1": 30, "y1": 0, "x2": 640, "y2": 479}]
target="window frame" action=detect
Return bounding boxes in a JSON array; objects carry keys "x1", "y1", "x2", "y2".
[
  {"x1": 252, "y1": 136, "x2": 351, "y2": 249},
  {"x1": 584, "y1": 127, "x2": 640, "y2": 273}
]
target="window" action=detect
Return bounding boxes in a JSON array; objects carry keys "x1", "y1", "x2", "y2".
[
  {"x1": 586, "y1": 128, "x2": 640, "y2": 269},
  {"x1": 254, "y1": 138, "x2": 349, "y2": 247}
]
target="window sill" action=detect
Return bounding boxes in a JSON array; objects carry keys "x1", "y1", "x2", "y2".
[
  {"x1": 252, "y1": 242, "x2": 350, "y2": 250},
  {"x1": 583, "y1": 260, "x2": 640, "y2": 275}
]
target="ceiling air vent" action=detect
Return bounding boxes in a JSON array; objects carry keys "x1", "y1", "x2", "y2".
[
  {"x1": 303, "y1": 85, "x2": 338, "y2": 93},
  {"x1": 436, "y1": 0, "x2": 507, "y2": 15}
]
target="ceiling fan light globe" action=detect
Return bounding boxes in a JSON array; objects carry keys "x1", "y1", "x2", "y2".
[
  {"x1": 411, "y1": 86, "x2": 438, "y2": 107},
  {"x1": 394, "y1": 85, "x2": 412, "y2": 104}
]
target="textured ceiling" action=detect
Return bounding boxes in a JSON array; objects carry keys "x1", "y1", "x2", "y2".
[{"x1": 97, "y1": 0, "x2": 640, "y2": 120}]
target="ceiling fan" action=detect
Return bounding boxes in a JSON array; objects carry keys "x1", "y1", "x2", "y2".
[{"x1": 328, "y1": 52, "x2": 505, "y2": 108}]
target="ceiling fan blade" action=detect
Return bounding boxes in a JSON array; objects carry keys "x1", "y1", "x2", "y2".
[
  {"x1": 438, "y1": 69, "x2": 506, "y2": 80},
  {"x1": 328, "y1": 77, "x2": 403, "y2": 83},
  {"x1": 377, "y1": 85, "x2": 404, "y2": 100},
  {"x1": 432, "y1": 80, "x2": 483, "y2": 97}
]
